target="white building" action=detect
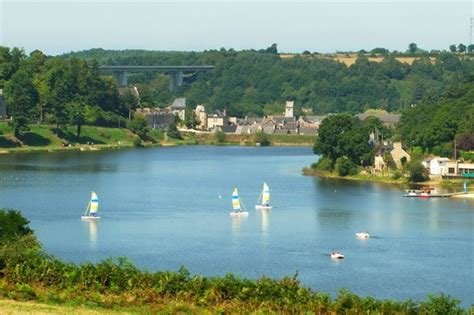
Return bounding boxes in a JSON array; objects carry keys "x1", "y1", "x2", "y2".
[
  {"x1": 285, "y1": 101, "x2": 294, "y2": 118},
  {"x1": 429, "y1": 157, "x2": 450, "y2": 177}
]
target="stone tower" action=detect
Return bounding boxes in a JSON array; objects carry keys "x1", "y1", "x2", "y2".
[{"x1": 285, "y1": 101, "x2": 294, "y2": 118}]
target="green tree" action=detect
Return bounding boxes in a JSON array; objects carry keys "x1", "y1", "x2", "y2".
[
  {"x1": 449, "y1": 44, "x2": 457, "y2": 53},
  {"x1": 408, "y1": 43, "x2": 418, "y2": 54},
  {"x1": 127, "y1": 116, "x2": 149, "y2": 138},
  {"x1": 335, "y1": 156, "x2": 358, "y2": 176},
  {"x1": 4, "y1": 69, "x2": 39, "y2": 137},
  {"x1": 0, "y1": 209, "x2": 32, "y2": 243},
  {"x1": 166, "y1": 121, "x2": 182, "y2": 140},
  {"x1": 254, "y1": 131, "x2": 271, "y2": 146},
  {"x1": 68, "y1": 101, "x2": 85, "y2": 138},
  {"x1": 406, "y1": 159, "x2": 426, "y2": 182},
  {"x1": 468, "y1": 44, "x2": 474, "y2": 54},
  {"x1": 213, "y1": 130, "x2": 226, "y2": 144},
  {"x1": 457, "y1": 43, "x2": 466, "y2": 53}
]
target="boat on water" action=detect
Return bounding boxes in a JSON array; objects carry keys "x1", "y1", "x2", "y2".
[
  {"x1": 404, "y1": 187, "x2": 435, "y2": 198},
  {"x1": 355, "y1": 232, "x2": 370, "y2": 239},
  {"x1": 255, "y1": 182, "x2": 272, "y2": 210},
  {"x1": 230, "y1": 188, "x2": 249, "y2": 217},
  {"x1": 330, "y1": 251, "x2": 344, "y2": 259},
  {"x1": 81, "y1": 191, "x2": 101, "y2": 220}
]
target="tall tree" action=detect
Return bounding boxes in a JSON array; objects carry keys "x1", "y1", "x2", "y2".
[
  {"x1": 449, "y1": 44, "x2": 457, "y2": 53},
  {"x1": 4, "y1": 69, "x2": 39, "y2": 137},
  {"x1": 408, "y1": 43, "x2": 418, "y2": 54},
  {"x1": 457, "y1": 43, "x2": 466, "y2": 53}
]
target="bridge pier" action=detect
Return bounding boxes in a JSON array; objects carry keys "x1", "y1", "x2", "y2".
[
  {"x1": 169, "y1": 71, "x2": 183, "y2": 92},
  {"x1": 113, "y1": 71, "x2": 128, "y2": 87}
]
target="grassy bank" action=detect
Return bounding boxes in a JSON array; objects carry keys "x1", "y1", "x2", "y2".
[
  {"x1": 0, "y1": 123, "x2": 314, "y2": 154},
  {"x1": 0, "y1": 122, "x2": 166, "y2": 154},
  {"x1": 302, "y1": 167, "x2": 408, "y2": 185}
]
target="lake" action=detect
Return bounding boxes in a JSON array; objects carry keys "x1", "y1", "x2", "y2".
[{"x1": 0, "y1": 146, "x2": 472, "y2": 306}]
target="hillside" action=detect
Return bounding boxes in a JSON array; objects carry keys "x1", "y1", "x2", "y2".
[{"x1": 63, "y1": 48, "x2": 474, "y2": 116}]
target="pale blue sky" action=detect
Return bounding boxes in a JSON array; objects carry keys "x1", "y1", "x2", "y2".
[{"x1": 1, "y1": 1, "x2": 472, "y2": 55}]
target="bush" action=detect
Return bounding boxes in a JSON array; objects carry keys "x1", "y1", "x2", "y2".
[
  {"x1": 166, "y1": 122, "x2": 182, "y2": 140},
  {"x1": 132, "y1": 135, "x2": 142, "y2": 147},
  {"x1": 0, "y1": 209, "x2": 32, "y2": 243},
  {"x1": 214, "y1": 130, "x2": 226, "y2": 144},
  {"x1": 335, "y1": 157, "x2": 358, "y2": 176},
  {"x1": 254, "y1": 131, "x2": 270, "y2": 146},
  {"x1": 127, "y1": 117, "x2": 149, "y2": 138},
  {"x1": 406, "y1": 160, "x2": 426, "y2": 182},
  {"x1": 313, "y1": 157, "x2": 333, "y2": 172},
  {"x1": 391, "y1": 170, "x2": 403, "y2": 180}
]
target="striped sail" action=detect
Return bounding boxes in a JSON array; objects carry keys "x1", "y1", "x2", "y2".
[
  {"x1": 90, "y1": 191, "x2": 99, "y2": 214},
  {"x1": 232, "y1": 188, "x2": 241, "y2": 211},
  {"x1": 262, "y1": 182, "x2": 270, "y2": 205}
]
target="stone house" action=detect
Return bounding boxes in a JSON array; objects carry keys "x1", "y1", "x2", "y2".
[
  {"x1": 207, "y1": 109, "x2": 228, "y2": 130},
  {"x1": 194, "y1": 105, "x2": 208, "y2": 130},
  {"x1": 169, "y1": 98, "x2": 186, "y2": 121},
  {"x1": 390, "y1": 142, "x2": 410, "y2": 168}
]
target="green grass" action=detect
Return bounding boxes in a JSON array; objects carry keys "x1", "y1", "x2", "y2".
[{"x1": 0, "y1": 123, "x2": 136, "y2": 153}]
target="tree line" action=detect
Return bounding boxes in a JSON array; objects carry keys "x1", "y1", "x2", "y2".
[
  {"x1": 63, "y1": 44, "x2": 474, "y2": 117},
  {"x1": 0, "y1": 47, "x2": 138, "y2": 138}
]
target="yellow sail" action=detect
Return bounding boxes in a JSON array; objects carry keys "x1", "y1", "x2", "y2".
[
  {"x1": 262, "y1": 182, "x2": 270, "y2": 205},
  {"x1": 232, "y1": 188, "x2": 241, "y2": 211},
  {"x1": 90, "y1": 191, "x2": 99, "y2": 214}
]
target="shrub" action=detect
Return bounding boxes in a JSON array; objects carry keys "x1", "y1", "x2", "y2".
[
  {"x1": 391, "y1": 170, "x2": 403, "y2": 180},
  {"x1": 132, "y1": 135, "x2": 142, "y2": 147},
  {"x1": 214, "y1": 130, "x2": 225, "y2": 144},
  {"x1": 127, "y1": 117, "x2": 149, "y2": 138},
  {"x1": 313, "y1": 157, "x2": 333, "y2": 172},
  {"x1": 254, "y1": 131, "x2": 270, "y2": 146},
  {"x1": 166, "y1": 122, "x2": 182, "y2": 140},
  {"x1": 335, "y1": 157, "x2": 358, "y2": 176},
  {"x1": 406, "y1": 160, "x2": 426, "y2": 182}
]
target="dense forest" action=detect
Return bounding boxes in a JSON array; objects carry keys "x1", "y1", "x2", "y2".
[{"x1": 63, "y1": 46, "x2": 474, "y2": 117}]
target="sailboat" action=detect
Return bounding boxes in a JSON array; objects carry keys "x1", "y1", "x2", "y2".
[
  {"x1": 81, "y1": 191, "x2": 101, "y2": 220},
  {"x1": 255, "y1": 182, "x2": 272, "y2": 210},
  {"x1": 230, "y1": 188, "x2": 249, "y2": 217}
]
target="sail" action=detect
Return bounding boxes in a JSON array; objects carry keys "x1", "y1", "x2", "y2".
[
  {"x1": 262, "y1": 182, "x2": 270, "y2": 205},
  {"x1": 90, "y1": 191, "x2": 99, "y2": 214},
  {"x1": 232, "y1": 188, "x2": 241, "y2": 211}
]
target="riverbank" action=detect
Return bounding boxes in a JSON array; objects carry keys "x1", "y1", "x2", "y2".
[
  {"x1": 0, "y1": 123, "x2": 314, "y2": 154},
  {"x1": 302, "y1": 167, "x2": 408, "y2": 185}
]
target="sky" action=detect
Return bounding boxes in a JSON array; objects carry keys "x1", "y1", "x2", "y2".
[{"x1": 1, "y1": 1, "x2": 473, "y2": 55}]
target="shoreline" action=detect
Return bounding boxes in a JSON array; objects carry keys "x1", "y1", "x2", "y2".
[{"x1": 302, "y1": 167, "x2": 474, "y2": 194}]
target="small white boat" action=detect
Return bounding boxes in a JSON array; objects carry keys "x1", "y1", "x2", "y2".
[
  {"x1": 330, "y1": 251, "x2": 344, "y2": 259},
  {"x1": 255, "y1": 182, "x2": 272, "y2": 210},
  {"x1": 230, "y1": 188, "x2": 249, "y2": 217},
  {"x1": 81, "y1": 191, "x2": 101, "y2": 220},
  {"x1": 355, "y1": 232, "x2": 370, "y2": 239}
]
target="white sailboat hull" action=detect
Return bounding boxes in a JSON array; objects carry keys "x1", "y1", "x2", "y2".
[
  {"x1": 355, "y1": 232, "x2": 370, "y2": 239},
  {"x1": 81, "y1": 215, "x2": 101, "y2": 220},
  {"x1": 255, "y1": 205, "x2": 272, "y2": 210},
  {"x1": 230, "y1": 211, "x2": 249, "y2": 217}
]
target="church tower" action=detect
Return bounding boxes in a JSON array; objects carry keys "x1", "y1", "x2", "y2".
[{"x1": 285, "y1": 101, "x2": 294, "y2": 118}]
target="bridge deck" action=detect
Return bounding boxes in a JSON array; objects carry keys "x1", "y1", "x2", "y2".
[{"x1": 100, "y1": 65, "x2": 214, "y2": 72}]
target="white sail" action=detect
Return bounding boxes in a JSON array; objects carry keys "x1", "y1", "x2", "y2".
[{"x1": 261, "y1": 182, "x2": 270, "y2": 206}]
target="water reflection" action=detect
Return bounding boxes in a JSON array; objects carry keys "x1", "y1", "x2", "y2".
[
  {"x1": 231, "y1": 216, "x2": 247, "y2": 237},
  {"x1": 83, "y1": 220, "x2": 99, "y2": 249},
  {"x1": 260, "y1": 209, "x2": 270, "y2": 235}
]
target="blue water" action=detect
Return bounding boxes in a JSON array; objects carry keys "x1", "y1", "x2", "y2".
[{"x1": 0, "y1": 146, "x2": 472, "y2": 306}]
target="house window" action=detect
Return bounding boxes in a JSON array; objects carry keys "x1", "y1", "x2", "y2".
[{"x1": 448, "y1": 167, "x2": 455, "y2": 174}]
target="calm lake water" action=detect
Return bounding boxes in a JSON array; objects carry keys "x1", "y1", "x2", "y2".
[{"x1": 0, "y1": 146, "x2": 472, "y2": 306}]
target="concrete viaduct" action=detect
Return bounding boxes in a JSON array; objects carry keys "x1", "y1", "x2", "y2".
[{"x1": 99, "y1": 65, "x2": 214, "y2": 92}]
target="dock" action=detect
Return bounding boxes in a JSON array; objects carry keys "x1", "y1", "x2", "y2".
[{"x1": 404, "y1": 192, "x2": 468, "y2": 198}]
